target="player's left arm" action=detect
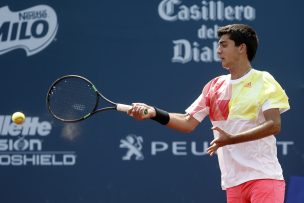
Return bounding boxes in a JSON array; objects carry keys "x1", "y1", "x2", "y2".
[{"x1": 207, "y1": 108, "x2": 281, "y2": 156}]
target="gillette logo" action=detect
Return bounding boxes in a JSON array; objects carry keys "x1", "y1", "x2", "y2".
[{"x1": 0, "y1": 5, "x2": 58, "y2": 56}]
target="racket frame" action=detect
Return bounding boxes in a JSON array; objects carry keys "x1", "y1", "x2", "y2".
[{"x1": 46, "y1": 75, "x2": 129, "y2": 122}]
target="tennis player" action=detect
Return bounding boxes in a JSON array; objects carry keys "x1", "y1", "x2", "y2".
[{"x1": 128, "y1": 24, "x2": 289, "y2": 203}]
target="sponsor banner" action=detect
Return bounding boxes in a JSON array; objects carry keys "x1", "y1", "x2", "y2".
[
  {"x1": 158, "y1": 0, "x2": 256, "y2": 63},
  {"x1": 0, "y1": 115, "x2": 76, "y2": 166},
  {"x1": 119, "y1": 134, "x2": 294, "y2": 161},
  {"x1": 0, "y1": 5, "x2": 58, "y2": 56}
]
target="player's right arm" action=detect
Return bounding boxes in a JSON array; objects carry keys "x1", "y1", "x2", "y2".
[
  {"x1": 166, "y1": 112, "x2": 200, "y2": 133},
  {"x1": 128, "y1": 103, "x2": 200, "y2": 133}
]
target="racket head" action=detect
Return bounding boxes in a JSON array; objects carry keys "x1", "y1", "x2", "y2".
[{"x1": 46, "y1": 75, "x2": 99, "y2": 122}]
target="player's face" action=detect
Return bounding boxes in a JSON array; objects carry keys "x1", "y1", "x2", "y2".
[{"x1": 217, "y1": 34, "x2": 241, "y2": 69}]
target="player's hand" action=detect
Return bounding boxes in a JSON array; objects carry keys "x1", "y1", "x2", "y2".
[
  {"x1": 128, "y1": 103, "x2": 156, "y2": 120},
  {"x1": 207, "y1": 126, "x2": 232, "y2": 156}
]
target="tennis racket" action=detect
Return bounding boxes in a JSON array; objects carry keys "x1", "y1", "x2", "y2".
[{"x1": 46, "y1": 75, "x2": 147, "y2": 122}]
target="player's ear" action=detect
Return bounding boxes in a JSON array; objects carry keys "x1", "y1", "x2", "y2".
[{"x1": 239, "y1": 43, "x2": 247, "y2": 54}]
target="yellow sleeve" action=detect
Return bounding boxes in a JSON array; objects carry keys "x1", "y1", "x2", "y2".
[{"x1": 262, "y1": 71, "x2": 290, "y2": 113}]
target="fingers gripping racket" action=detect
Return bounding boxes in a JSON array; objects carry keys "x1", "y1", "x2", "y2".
[{"x1": 46, "y1": 75, "x2": 147, "y2": 122}]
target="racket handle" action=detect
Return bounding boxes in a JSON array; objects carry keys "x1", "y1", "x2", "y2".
[
  {"x1": 116, "y1": 104, "x2": 132, "y2": 112},
  {"x1": 116, "y1": 103, "x2": 149, "y2": 115}
]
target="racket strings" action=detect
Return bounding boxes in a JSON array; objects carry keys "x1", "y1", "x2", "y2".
[{"x1": 48, "y1": 78, "x2": 97, "y2": 121}]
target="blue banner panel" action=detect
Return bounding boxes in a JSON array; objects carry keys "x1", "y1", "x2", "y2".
[{"x1": 0, "y1": 0, "x2": 303, "y2": 202}]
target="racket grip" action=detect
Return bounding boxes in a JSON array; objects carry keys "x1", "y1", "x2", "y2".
[
  {"x1": 116, "y1": 104, "x2": 132, "y2": 112},
  {"x1": 116, "y1": 103, "x2": 149, "y2": 115}
]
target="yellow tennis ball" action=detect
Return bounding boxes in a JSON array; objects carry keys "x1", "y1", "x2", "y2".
[{"x1": 12, "y1": 112, "x2": 26, "y2": 125}]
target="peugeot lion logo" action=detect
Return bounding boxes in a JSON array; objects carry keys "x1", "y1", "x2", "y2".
[
  {"x1": 0, "y1": 5, "x2": 58, "y2": 56},
  {"x1": 120, "y1": 134, "x2": 144, "y2": 160}
]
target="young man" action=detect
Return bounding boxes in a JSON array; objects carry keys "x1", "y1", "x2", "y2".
[{"x1": 128, "y1": 24, "x2": 289, "y2": 203}]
